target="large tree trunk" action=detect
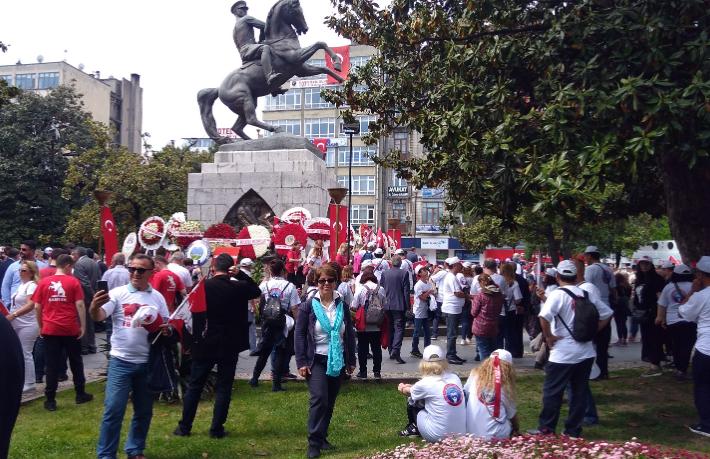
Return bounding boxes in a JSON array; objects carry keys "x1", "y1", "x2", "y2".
[
  {"x1": 545, "y1": 224, "x2": 561, "y2": 265},
  {"x1": 659, "y1": 153, "x2": 710, "y2": 262}
]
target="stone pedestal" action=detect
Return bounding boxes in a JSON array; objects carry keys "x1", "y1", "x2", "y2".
[{"x1": 187, "y1": 141, "x2": 337, "y2": 228}]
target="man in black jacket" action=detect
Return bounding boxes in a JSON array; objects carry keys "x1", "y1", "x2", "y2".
[
  {"x1": 174, "y1": 254, "x2": 261, "y2": 439},
  {"x1": 380, "y1": 256, "x2": 411, "y2": 364}
]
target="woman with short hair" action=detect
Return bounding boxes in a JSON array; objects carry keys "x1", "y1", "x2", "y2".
[{"x1": 7, "y1": 261, "x2": 40, "y2": 392}]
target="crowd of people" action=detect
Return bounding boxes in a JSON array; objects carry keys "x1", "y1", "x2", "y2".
[{"x1": 0, "y1": 238, "x2": 708, "y2": 459}]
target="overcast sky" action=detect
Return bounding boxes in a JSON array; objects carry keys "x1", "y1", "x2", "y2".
[{"x1": 0, "y1": 0, "x2": 348, "y2": 149}]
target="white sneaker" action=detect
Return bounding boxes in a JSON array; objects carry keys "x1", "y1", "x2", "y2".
[
  {"x1": 458, "y1": 339, "x2": 465, "y2": 345},
  {"x1": 22, "y1": 384, "x2": 36, "y2": 393},
  {"x1": 465, "y1": 338, "x2": 472, "y2": 345}
]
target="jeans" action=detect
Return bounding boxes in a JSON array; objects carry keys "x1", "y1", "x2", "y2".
[
  {"x1": 538, "y1": 357, "x2": 594, "y2": 437},
  {"x1": 357, "y1": 331, "x2": 382, "y2": 374},
  {"x1": 668, "y1": 322, "x2": 697, "y2": 373},
  {"x1": 411, "y1": 318, "x2": 431, "y2": 353},
  {"x1": 97, "y1": 358, "x2": 153, "y2": 459},
  {"x1": 44, "y1": 335, "x2": 86, "y2": 401},
  {"x1": 594, "y1": 322, "x2": 612, "y2": 378},
  {"x1": 307, "y1": 354, "x2": 341, "y2": 448},
  {"x1": 386, "y1": 310, "x2": 405, "y2": 356},
  {"x1": 693, "y1": 350, "x2": 710, "y2": 429},
  {"x1": 475, "y1": 335, "x2": 496, "y2": 361},
  {"x1": 252, "y1": 325, "x2": 285, "y2": 387},
  {"x1": 179, "y1": 355, "x2": 238, "y2": 435},
  {"x1": 430, "y1": 302, "x2": 442, "y2": 338},
  {"x1": 444, "y1": 312, "x2": 462, "y2": 358},
  {"x1": 460, "y1": 302, "x2": 472, "y2": 341},
  {"x1": 566, "y1": 382, "x2": 598, "y2": 424}
]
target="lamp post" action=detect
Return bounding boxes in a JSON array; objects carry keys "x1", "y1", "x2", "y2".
[{"x1": 341, "y1": 122, "x2": 361, "y2": 264}]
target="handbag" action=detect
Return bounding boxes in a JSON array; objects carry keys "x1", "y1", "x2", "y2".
[{"x1": 354, "y1": 306, "x2": 366, "y2": 332}]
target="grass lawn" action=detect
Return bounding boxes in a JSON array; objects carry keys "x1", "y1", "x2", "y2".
[{"x1": 10, "y1": 368, "x2": 710, "y2": 458}]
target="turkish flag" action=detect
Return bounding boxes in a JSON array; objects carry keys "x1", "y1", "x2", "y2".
[
  {"x1": 168, "y1": 278, "x2": 207, "y2": 339},
  {"x1": 328, "y1": 203, "x2": 349, "y2": 260},
  {"x1": 387, "y1": 229, "x2": 402, "y2": 249},
  {"x1": 325, "y1": 45, "x2": 350, "y2": 84},
  {"x1": 100, "y1": 206, "x2": 119, "y2": 264},
  {"x1": 312, "y1": 138, "x2": 328, "y2": 158},
  {"x1": 376, "y1": 228, "x2": 385, "y2": 248}
]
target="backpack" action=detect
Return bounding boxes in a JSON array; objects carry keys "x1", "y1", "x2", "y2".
[
  {"x1": 363, "y1": 284, "x2": 385, "y2": 326},
  {"x1": 557, "y1": 288, "x2": 599, "y2": 342},
  {"x1": 261, "y1": 281, "x2": 288, "y2": 326}
]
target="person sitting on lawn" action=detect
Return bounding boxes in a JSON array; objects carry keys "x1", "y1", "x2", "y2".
[
  {"x1": 397, "y1": 344, "x2": 466, "y2": 442},
  {"x1": 464, "y1": 348, "x2": 520, "y2": 440}
]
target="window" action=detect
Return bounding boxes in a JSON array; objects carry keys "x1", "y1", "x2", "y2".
[
  {"x1": 264, "y1": 119, "x2": 301, "y2": 136},
  {"x1": 393, "y1": 131, "x2": 409, "y2": 159},
  {"x1": 391, "y1": 202, "x2": 406, "y2": 222},
  {"x1": 328, "y1": 146, "x2": 376, "y2": 167},
  {"x1": 350, "y1": 55, "x2": 371, "y2": 70},
  {"x1": 422, "y1": 202, "x2": 444, "y2": 225},
  {"x1": 358, "y1": 115, "x2": 377, "y2": 135},
  {"x1": 325, "y1": 147, "x2": 337, "y2": 166},
  {"x1": 37, "y1": 72, "x2": 59, "y2": 89},
  {"x1": 351, "y1": 204, "x2": 375, "y2": 225},
  {"x1": 303, "y1": 87, "x2": 333, "y2": 109},
  {"x1": 304, "y1": 118, "x2": 335, "y2": 139},
  {"x1": 337, "y1": 175, "x2": 376, "y2": 195},
  {"x1": 264, "y1": 89, "x2": 301, "y2": 111},
  {"x1": 15, "y1": 73, "x2": 36, "y2": 90},
  {"x1": 392, "y1": 171, "x2": 407, "y2": 187},
  {"x1": 0, "y1": 75, "x2": 12, "y2": 84}
]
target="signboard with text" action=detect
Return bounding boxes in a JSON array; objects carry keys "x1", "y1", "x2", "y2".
[
  {"x1": 421, "y1": 187, "x2": 445, "y2": 199},
  {"x1": 387, "y1": 186, "x2": 409, "y2": 197},
  {"x1": 416, "y1": 224, "x2": 442, "y2": 233},
  {"x1": 420, "y1": 237, "x2": 448, "y2": 250}
]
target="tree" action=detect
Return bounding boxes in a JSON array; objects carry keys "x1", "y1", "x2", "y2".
[
  {"x1": 325, "y1": 0, "x2": 710, "y2": 262},
  {"x1": 0, "y1": 85, "x2": 96, "y2": 244}
]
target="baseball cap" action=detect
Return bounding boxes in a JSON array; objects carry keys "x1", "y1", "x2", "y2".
[
  {"x1": 44, "y1": 246, "x2": 54, "y2": 254},
  {"x1": 395, "y1": 248, "x2": 405, "y2": 255},
  {"x1": 374, "y1": 248, "x2": 384, "y2": 255},
  {"x1": 445, "y1": 256, "x2": 460, "y2": 265},
  {"x1": 490, "y1": 349, "x2": 513, "y2": 365},
  {"x1": 367, "y1": 241, "x2": 376, "y2": 248},
  {"x1": 422, "y1": 344, "x2": 444, "y2": 362},
  {"x1": 361, "y1": 259, "x2": 373, "y2": 269},
  {"x1": 415, "y1": 264, "x2": 429, "y2": 275},
  {"x1": 696, "y1": 256, "x2": 710, "y2": 274},
  {"x1": 239, "y1": 257, "x2": 254, "y2": 267},
  {"x1": 584, "y1": 245, "x2": 599, "y2": 254},
  {"x1": 556, "y1": 260, "x2": 577, "y2": 276},
  {"x1": 660, "y1": 260, "x2": 674, "y2": 269},
  {"x1": 673, "y1": 264, "x2": 691, "y2": 275},
  {"x1": 637, "y1": 255, "x2": 653, "y2": 265},
  {"x1": 545, "y1": 267, "x2": 558, "y2": 277}
]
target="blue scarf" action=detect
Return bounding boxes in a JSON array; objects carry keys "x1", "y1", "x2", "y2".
[{"x1": 312, "y1": 297, "x2": 345, "y2": 377}]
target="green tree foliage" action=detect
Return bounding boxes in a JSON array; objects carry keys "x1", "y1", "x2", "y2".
[
  {"x1": 325, "y1": 0, "x2": 710, "y2": 261},
  {"x1": 0, "y1": 85, "x2": 96, "y2": 244}
]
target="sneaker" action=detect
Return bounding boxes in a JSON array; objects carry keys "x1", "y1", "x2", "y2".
[
  {"x1": 527, "y1": 427, "x2": 554, "y2": 435},
  {"x1": 465, "y1": 338, "x2": 472, "y2": 345},
  {"x1": 58, "y1": 374, "x2": 69, "y2": 382},
  {"x1": 399, "y1": 423, "x2": 420, "y2": 437},
  {"x1": 640, "y1": 367, "x2": 663, "y2": 378},
  {"x1": 431, "y1": 336, "x2": 438, "y2": 341},
  {"x1": 356, "y1": 371, "x2": 367, "y2": 379},
  {"x1": 674, "y1": 370, "x2": 688, "y2": 381},
  {"x1": 373, "y1": 372, "x2": 382, "y2": 379},
  {"x1": 248, "y1": 378, "x2": 259, "y2": 388},
  {"x1": 284, "y1": 373, "x2": 298, "y2": 380},
  {"x1": 76, "y1": 393, "x2": 94, "y2": 404},
  {"x1": 458, "y1": 339, "x2": 465, "y2": 345},
  {"x1": 689, "y1": 424, "x2": 710, "y2": 438},
  {"x1": 410, "y1": 350, "x2": 423, "y2": 358},
  {"x1": 307, "y1": 445, "x2": 321, "y2": 458},
  {"x1": 173, "y1": 426, "x2": 191, "y2": 436},
  {"x1": 321, "y1": 439, "x2": 334, "y2": 450},
  {"x1": 44, "y1": 400, "x2": 57, "y2": 411},
  {"x1": 209, "y1": 429, "x2": 228, "y2": 439}
]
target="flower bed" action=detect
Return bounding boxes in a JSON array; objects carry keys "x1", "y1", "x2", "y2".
[{"x1": 366, "y1": 435, "x2": 707, "y2": 459}]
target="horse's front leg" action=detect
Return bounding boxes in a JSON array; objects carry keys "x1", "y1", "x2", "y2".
[{"x1": 295, "y1": 64, "x2": 345, "y2": 84}]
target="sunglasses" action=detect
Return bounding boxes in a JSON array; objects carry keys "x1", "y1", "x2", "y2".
[
  {"x1": 20, "y1": 269, "x2": 30, "y2": 273},
  {"x1": 127, "y1": 267, "x2": 151, "y2": 275},
  {"x1": 317, "y1": 278, "x2": 336, "y2": 285}
]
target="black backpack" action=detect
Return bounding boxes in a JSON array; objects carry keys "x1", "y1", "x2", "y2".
[
  {"x1": 261, "y1": 281, "x2": 288, "y2": 326},
  {"x1": 557, "y1": 288, "x2": 599, "y2": 342}
]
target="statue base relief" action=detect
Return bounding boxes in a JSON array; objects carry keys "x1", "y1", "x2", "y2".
[{"x1": 187, "y1": 134, "x2": 337, "y2": 230}]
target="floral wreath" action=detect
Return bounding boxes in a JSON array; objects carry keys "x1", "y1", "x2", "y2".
[
  {"x1": 138, "y1": 216, "x2": 166, "y2": 250},
  {"x1": 236, "y1": 225, "x2": 271, "y2": 259},
  {"x1": 304, "y1": 218, "x2": 331, "y2": 241},
  {"x1": 273, "y1": 223, "x2": 308, "y2": 256}
]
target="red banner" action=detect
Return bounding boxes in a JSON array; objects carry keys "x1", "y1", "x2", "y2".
[
  {"x1": 376, "y1": 228, "x2": 385, "y2": 248},
  {"x1": 100, "y1": 206, "x2": 119, "y2": 264},
  {"x1": 325, "y1": 45, "x2": 350, "y2": 84},
  {"x1": 328, "y1": 203, "x2": 349, "y2": 260},
  {"x1": 387, "y1": 229, "x2": 402, "y2": 249},
  {"x1": 312, "y1": 138, "x2": 328, "y2": 155}
]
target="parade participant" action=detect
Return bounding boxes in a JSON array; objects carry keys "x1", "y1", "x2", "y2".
[
  {"x1": 397, "y1": 344, "x2": 466, "y2": 441},
  {"x1": 361, "y1": 242, "x2": 376, "y2": 263},
  {"x1": 306, "y1": 241, "x2": 326, "y2": 274},
  {"x1": 32, "y1": 254, "x2": 92, "y2": 411},
  {"x1": 411, "y1": 265, "x2": 434, "y2": 359},
  {"x1": 407, "y1": 247, "x2": 419, "y2": 264},
  {"x1": 372, "y1": 249, "x2": 391, "y2": 281},
  {"x1": 101, "y1": 253, "x2": 130, "y2": 291},
  {"x1": 39, "y1": 248, "x2": 64, "y2": 279},
  {"x1": 471, "y1": 273, "x2": 504, "y2": 361},
  {"x1": 430, "y1": 263, "x2": 447, "y2": 341},
  {"x1": 381, "y1": 255, "x2": 410, "y2": 364},
  {"x1": 459, "y1": 263, "x2": 474, "y2": 346},
  {"x1": 295, "y1": 264, "x2": 356, "y2": 459},
  {"x1": 657, "y1": 264, "x2": 696, "y2": 380},
  {"x1": 465, "y1": 349, "x2": 519, "y2": 439},
  {"x1": 440, "y1": 257, "x2": 468, "y2": 365},
  {"x1": 351, "y1": 270, "x2": 386, "y2": 379},
  {"x1": 395, "y1": 248, "x2": 415, "y2": 290},
  {"x1": 659, "y1": 260, "x2": 675, "y2": 283},
  {"x1": 499, "y1": 262, "x2": 523, "y2": 356},
  {"x1": 679, "y1": 256, "x2": 710, "y2": 437},
  {"x1": 91, "y1": 254, "x2": 170, "y2": 459},
  {"x1": 2, "y1": 240, "x2": 47, "y2": 308},
  {"x1": 72, "y1": 246, "x2": 101, "y2": 355},
  {"x1": 6, "y1": 261, "x2": 39, "y2": 393},
  {"x1": 175, "y1": 253, "x2": 261, "y2": 438},
  {"x1": 239, "y1": 258, "x2": 259, "y2": 354},
  {"x1": 150, "y1": 256, "x2": 186, "y2": 313},
  {"x1": 335, "y1": 242, "x2": 349, "y2": 267},
  {"x1": 0, "y1": 247, "x2": 19, "y2": 288},
  {"x1": 613, "y1": 272, "x2": 632, "y2": 345},
  {"x1": 634, "y1": 255, "x2": 666, "y2": 377},
  {"x1": 285, "y1": 241, "x2": 304, "y2": 287},
  {"x1": 168, "y1": 252, "x2": 193, "y2": 291}
]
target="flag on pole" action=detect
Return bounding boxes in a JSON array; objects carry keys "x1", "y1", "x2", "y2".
[
  {"x1": 376, "y1": 228, "x2": 384, "y2": 248},
  {"x1": 168, "y1": 278, "x2": 207, "y2": 338},
  {"x1": 328, "y1": 203, "x2": 348, "y2": 260},
  {"x1": 100, "y1": 206, "x2": 119, "y2": 264}
]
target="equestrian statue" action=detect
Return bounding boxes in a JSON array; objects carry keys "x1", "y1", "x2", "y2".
[{"x1": 198, "y1": 0, "x2": 345, "y2": 142}]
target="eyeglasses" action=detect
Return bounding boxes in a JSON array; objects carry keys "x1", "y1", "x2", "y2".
[
  {"x1": 317, "y1": 278, "x2": 336, "y2": 285},
  {"x1": 20, "y1": 269, "x2": 29, "y2": 273},
  {"x1": 127, "y1": 267, "x2": 151, "y2": 275}
]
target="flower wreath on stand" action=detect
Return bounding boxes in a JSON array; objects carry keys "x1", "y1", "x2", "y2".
[
  {"x1": 236, "y1": 225, "x2": 271, "y2": 259},
  {"x1": 138, "y1": 216, "x2": 167, "y2": 252},
  {"x1": 273, "y1": 223, "x2": 308, "y2": 257},
  {"x1": 203, "y1": 223, "x2": 239, "y2": 253}
]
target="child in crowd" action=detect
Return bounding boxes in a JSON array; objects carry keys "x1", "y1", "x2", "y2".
[
  {"x1": 464, "y1": 349, "x2": 519, "y2": 439},
  {"x1": 397, "y1": 344, "x2": 467, "y2": 442}
]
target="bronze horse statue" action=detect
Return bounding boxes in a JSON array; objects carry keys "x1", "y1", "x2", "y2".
[{"x1": 198, "y1": 0, "x2": 345, "y2": 142}]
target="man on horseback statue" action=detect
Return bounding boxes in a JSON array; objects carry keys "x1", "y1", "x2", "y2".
[{"x1": 231, "y1": 1, "x2": 281, "y2": 93}]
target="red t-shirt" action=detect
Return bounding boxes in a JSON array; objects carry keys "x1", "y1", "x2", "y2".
[
  {"x1": 286, "y1": 249, "x2": 301, "y2": 274},
  {"x1": 39, "y1": 266, "x2": 57, "y2": 279},
  {"x1": 32, "y1": 274, "x2": 85, "y2": 336},
  {"x1": 150, "y1": 269, "x2": 184, "y2": 312}
]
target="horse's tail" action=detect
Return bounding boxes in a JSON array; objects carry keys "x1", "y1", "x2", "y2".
[{"x1": 197, "y1": 88, "x2": 221, "y2": 141}]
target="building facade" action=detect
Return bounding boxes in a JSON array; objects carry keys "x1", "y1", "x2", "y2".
[{"x1": 0, "y1": 61, "x2": 143, "y2": 152}]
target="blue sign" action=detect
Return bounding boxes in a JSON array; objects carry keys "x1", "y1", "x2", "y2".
[{"x1": 421, "y1": 187, "x2": 445, "y2": 199}]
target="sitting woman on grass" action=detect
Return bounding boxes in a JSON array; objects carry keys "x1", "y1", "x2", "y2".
[
  {"x1": 397, "y1": 344, "x2": 467, "y2": 442},
  {"x1": 464, "y1": 349, "x2": 519, "y2": 440}
]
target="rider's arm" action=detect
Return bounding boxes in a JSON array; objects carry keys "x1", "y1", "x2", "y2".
[{"x1": 246, "y1": 16, "x2": 266, "y2": 30}]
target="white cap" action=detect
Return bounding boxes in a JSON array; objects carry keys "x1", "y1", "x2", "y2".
[
  {"x1": 545, "y1": 267, "x2": 558, "y2": 277},
  {"x1": 584, "y1": 245, "x2": 599, "y2": 254},
  {"x1": 673, "y1": 264, "x2": 692, "y2": 275},
  {"x1": 395, "y1": 248, "x2": 405, "y2": 255},
  {"x1": 239, "y1": 257, "x2": 254, "y2": 267},
  {"x1": 490, "y1": 349, "x2": 513, "y2": 365},
  {"x1": 422, "y1": 344, "x2": 444, "y2": 362},
  {"x1": 637, "y1": 255, "x2": 653, "y2": 265},
  {"x1": 361, "y1": 259, "x2": 373, "y2": 269},
  {"x1": 374, "y1": 248, "x2": 384, "y2": 255},
  {"x1": 462, "y1": 261, "x2": 472, "y2": 268},
  {"x1": 44, "y1": 246, "x2": 54, "y2": 254},
  {"x1": 367, "y1": 241, "x2": 376, "y2": 248},
  {"x1": 415, "y1": 264, "x2": 428, "y2": 275},
  {"x1": 660, "y1": 260, "x2": 674, "y2": 269},
  {"x1": 696, "y1": 256, "x2": 710, "y2": 274},
  {"x1": 445, "y1": 256, "x2": 460, "y2": 265},
  {"x1": 556, "y1": 260, "x2": 577, "y2": 276}
]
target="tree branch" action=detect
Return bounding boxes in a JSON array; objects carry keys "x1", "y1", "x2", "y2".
[{"x1": 416, "y1": 23, "x2": 550, "y2": 44}]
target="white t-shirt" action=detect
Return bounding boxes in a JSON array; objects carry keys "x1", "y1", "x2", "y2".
[
  {"x1": 502, "y1": 280, "x2": 522, "y2": 313},
  {"x1": 168, "y1": 262, "x2": 193, "y2": 289},
  {"x1": 101, "y1": 284, "x2": 169, "y2": 364},
  {"x1": 431, "y1": 270, "x2": 447, "y2": 303},
  {"x1": 544, "y1": 284, "x2": 559, "y2": 297},
  {"x1": 337, "y1": 281, "x2": 353, "y2": 306},
  {"x1": 410, "y1": 372, "x2": 467, "y2": 442},
  {"x1": 413, "y1": 280, "x2": 433, "y2": 319},
  {"x1": 538, "y1": 284, "x2": 612, "y2": 364},
  {"x1": 401, "y1": 258, "x2": 414, "y2": 289},
  {"x1": 470, "y1": 274, "x2": 481, "y2": 294},
  {"x1": 372, "y1": 259, "x2": 390, "y2": 281},
  {"x1": 679, "y1": 286, "x2": 710, "y2": 356},
  {"x1": 584, "y1": 263, "x2": 616, "y2": 306},
  {"x1": 441, "y1": 271, "x2": 464, "y2": 314},
  {"x1": 10, "y1": 281, "x2": 37, "y2": 327},
  {"x1": 658, "y1": 281, "x2": 693, "y2": 325},
  {"x1": 464, "y1": 376, "x2": 516, "y2": 440},
  {"x1": 260, "y1": 278, "x2": 300, "y2": 312}
]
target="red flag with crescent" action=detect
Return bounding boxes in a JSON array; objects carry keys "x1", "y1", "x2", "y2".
[
  {"x1": 325, "y1": 45, "x2": 350, "y2": 84},
  {"x1": 376, "y1": 228, "x2": 385, "y2": 248},
  {"x1": 328, "y1": 203, "x2": 349, "y2": 260},
  {"x1": 100, "y1": 206, "x2": 119, "y2": 264}
]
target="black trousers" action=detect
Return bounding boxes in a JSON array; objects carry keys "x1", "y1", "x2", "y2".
[
  {"x1": 594, "y1": 322, "x2": 612, "y2": 378},
  {"x1": 386, "y1": 310, "x2": 405, "y2": 356},
  {"x1": 640, "y1": 320, "x2": 664, "y2": 366},
  {"x1": 178, "y1": 354, "x2": 238, "y2": 435},
  {"x1": 307, "y1": 355, "x2": 342, "y2": 448},
  {"x1": 44, "y1": 335, "x2": 86, "y2": 400},
  {"x1": 357, "y1": 331, "x2": 382, "y2": 374},
  {"x1": 613, "y1": 309, "x2": 628, "y2": 340},
  {"x1": 252, "y1": 325, "x2": 286, "y2": 387},
  {"x1": 502, "y1": 309, "x2": 525, "y2": 358},
  {"x1": 538, "y1": 357, "x2": 594, "y2": 437},
  {"x1": 693, "y1": 351, "x2": 710, "y2": 430},
  {"x1": 668, "y1": 322, "x2": 697, "y2": 373},
  {"x1": 0, "y1": 316, "x2": 23, "y2": 459}
]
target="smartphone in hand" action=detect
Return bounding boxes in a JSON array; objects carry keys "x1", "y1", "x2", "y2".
[{"x1": 97, "y1": 280, "x2": 109, "y2": 293}]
